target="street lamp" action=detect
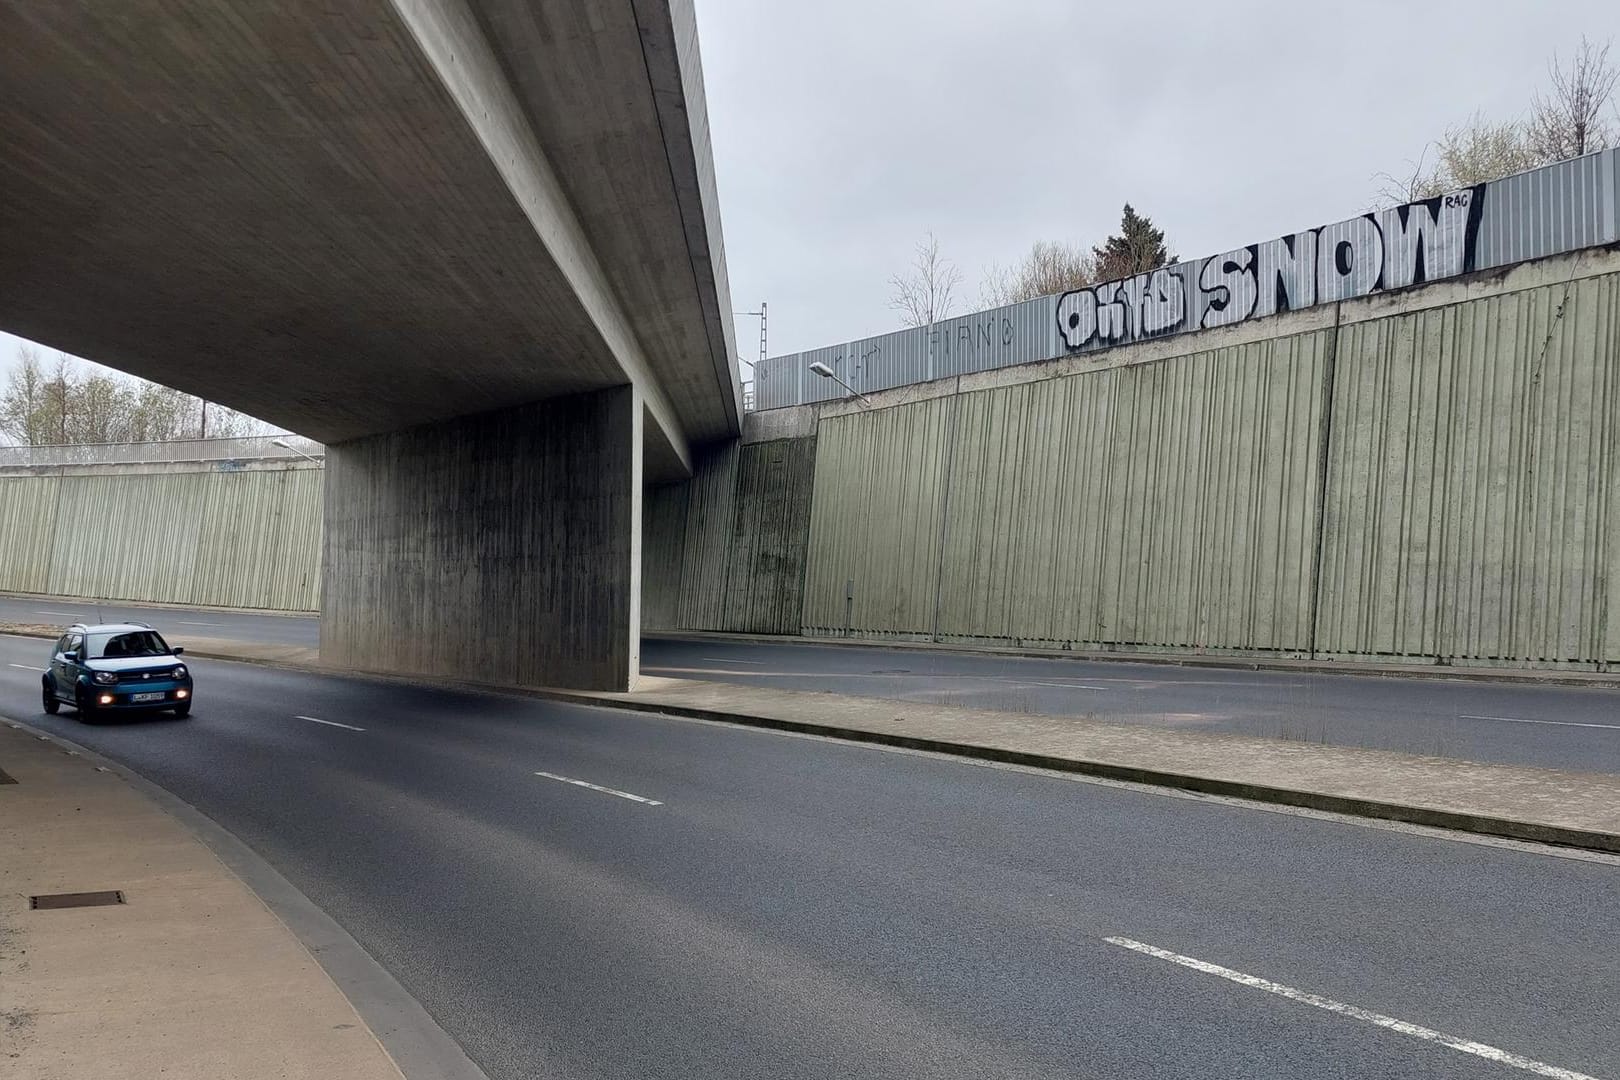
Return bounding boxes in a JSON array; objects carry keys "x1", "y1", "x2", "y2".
[
  {"x1": 808, "y1": 361, "x2": 872, "y2": 407},
  {"x1": 271, "y1": 437, "x2": 325, "y2": 468}
]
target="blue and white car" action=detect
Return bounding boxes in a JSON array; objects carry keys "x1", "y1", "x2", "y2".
[{"x1": 42, "y1": 623, "x2": 194, "y2": 720}]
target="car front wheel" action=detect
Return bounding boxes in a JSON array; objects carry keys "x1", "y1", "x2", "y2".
[{"x1": 42, "y1": 681, "x2": 59, "y2": 715}]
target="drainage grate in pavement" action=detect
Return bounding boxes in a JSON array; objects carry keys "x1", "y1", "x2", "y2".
[
  {"x1": 30, "y1": 890, "x2": 125, "y2": 910},
  {"x1": 0, "y1": 767, "x2": 15, "y2": 784}
]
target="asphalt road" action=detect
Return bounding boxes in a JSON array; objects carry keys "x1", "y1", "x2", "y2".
[
  {"x1": 2, "y1": 633, "x2": 1616, "y2": 1080},
  {"x1": 0, "y1": 593, "x2": 315, "y2": 646},
  {"x1": 642, "y1": 637, "x2": 1620, "y2": 774},
  {"x1": 6, "y1": 593, "x2": 1620, "y2": 773}
]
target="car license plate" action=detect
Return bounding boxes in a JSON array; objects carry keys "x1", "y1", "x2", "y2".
[{"x1": 130, "y1": 692, "x2": 164, "y2": 703}]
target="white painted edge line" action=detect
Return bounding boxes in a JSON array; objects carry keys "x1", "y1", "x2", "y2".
[
  {"x1": 1460, "y1": 714, "x2": 1620, "y2": 732},
  {"x1": 534, "y1": 771, "x2": 662, "y2": 806},
  {"x1": 700, "y1": 657, "x2": 767, "y2": 665},
  {"x1": 1028, "y1": 681, "x2": 1109, "y2": 690},
  {"x1": 7, "y1": 664, "x2": 43, "y2": 671},
  {"x1": 1104, "y1": 937, "x2": 1605, "y2": 1080},
  {"x1": 295, "y1": 714, "x2": 365, "y2": 732}
]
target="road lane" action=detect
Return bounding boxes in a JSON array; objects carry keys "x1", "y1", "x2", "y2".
[
  {"x1": 2, "y1": 633, "x2": 1616, "y2": 1080},
  {"x1": 644, "y1": 637, "x2": 1620, "y2": 773},
  {"x1": 6, "y1": 592, "x2": 1619, "y2": 772},
  {"x1": 0, "y1": 593, "x2": 316, "y2": 646}
]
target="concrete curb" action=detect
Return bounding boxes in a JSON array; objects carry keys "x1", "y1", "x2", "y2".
[
  {"x1": 501, "y1": 687, "x2": 1620, "y2": 856},
  {"x1": 0, "y1": 589, "x2": 316, "y2": 619},
  {"x1": 0, "y1": 712, "x2": 490, "y2": 1080},
  {"x1": 646, "y1": 630, "x2": 1620, "y2": 690},
  {"x1": 8, "y1": 626, "x2": 1614, "y2": 854}
]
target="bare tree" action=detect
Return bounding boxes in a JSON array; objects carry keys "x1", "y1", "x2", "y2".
[
  {"x1": 1376, "y1": 39, "x2": 1619, "y2": 206},
  {"x1": 0, "y1": 346, "x2": 273, "y2": 445},
  {"x1": 0, "y1": 346, "x2": 51, "y2": 445},
  {"x1": 982, "y1": 241, "x2": 1098, "y2": 306},
  {"x1": 889, "y1": 231, "x2": 962, "y2": 327},
  {"x1": 1529, "y1": 36, "x2": 1618, "y2": 161},
  {"x1": 1377, "y1": 114, "x2": 1544, "y2": 203}
]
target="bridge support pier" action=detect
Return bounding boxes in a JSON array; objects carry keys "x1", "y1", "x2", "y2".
[{"x1": 321, "y1": 387, "x2": 641, "y2": 691}]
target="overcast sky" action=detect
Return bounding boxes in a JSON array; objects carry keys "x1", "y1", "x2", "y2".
[{"x1": 4, "y1": 0, "x2": 1617, "y2": 383}]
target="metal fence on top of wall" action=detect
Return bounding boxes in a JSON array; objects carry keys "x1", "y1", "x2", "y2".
[
  {"x1": 754, "y1": 149, "x2": 1620, "y2": 410},
  {"x1": 0, "y1": 435, "x2": 324, "y2": 468}
]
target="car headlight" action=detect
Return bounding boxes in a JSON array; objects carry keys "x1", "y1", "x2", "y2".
[
  {"x1": 172, "y1": 666, "x2": 187, "y2": 679},
  {"x1": 93, "y1": 671, "x2": 117, "y2": 685}
]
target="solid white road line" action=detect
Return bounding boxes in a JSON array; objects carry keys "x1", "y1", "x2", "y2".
[
  {"x1": 1104, "y1": 937, "x2": 1604, "y2": 1080},
  {"x1": 295, "y1": 715, "x2": 365, "y2": 732},
  {"x1": 8, "y1": 664, "x2": 43, "y2": 671},
  {"x1": 1460, "y1": 714, "x2": 1620, "y2": 731},
  {"x1": 1028, "y1": 681, "x2": 1109, "y2": 690},
  {"x1": 534, "y1": 771, "x2": 662, "y2": 806}
]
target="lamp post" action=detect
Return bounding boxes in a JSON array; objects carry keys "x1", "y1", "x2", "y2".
[
  {"x1": 808, "y1": 361, "x2": 872, "y2": 407},
  {"x1": 271, "y1": 437, "x2": 324, "y2": 468}
]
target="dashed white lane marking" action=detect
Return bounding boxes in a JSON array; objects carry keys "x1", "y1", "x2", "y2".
[
  {"x1": 34, "y1": 610, "x2": 85, "y2": 617},
  {"x1": 700, "y1": 657, "x2": 766, "y2": 664},
  {"x1": 1460, "y1": 714, "x2": 1620, "y2": 731},
  {"x1": 295, "y1": 715, "x2": 365, "y2": 732},
  {"x1": 1104, "y1": 937, "x2": 1605, "y2": 1080},
  {"x1": 179, "y1": 620, "x2": 222, "y2": 626},
  {"x1": 8, "y1": 664, "x2": 43, "y2": 671},
  {"x1": 1028, "y1": 681, "x2": 1109, "y2": 690},
  {"x1": 534, "y1": 771, "x2": 662, "y2": 806}
]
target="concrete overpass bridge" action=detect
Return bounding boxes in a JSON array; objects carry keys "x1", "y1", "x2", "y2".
[{"x1": 0, "y1": 0, "x2": 740, "y2": 689}]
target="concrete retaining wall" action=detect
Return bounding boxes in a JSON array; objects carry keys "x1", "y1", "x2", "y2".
[
  {"x1": 647, "y1": 245, "x2": 1620, "y2": 669},
  {"x1": 643, "y1": 435, "x2": 817, "y2": 635},
  {"x1": 0, "y1": 460, "x2": 322, "y2": 612}
]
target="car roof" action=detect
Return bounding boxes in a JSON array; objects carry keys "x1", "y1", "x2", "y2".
[{"x1": 67, "y1": 622, "x2": 158, "y2": 634}]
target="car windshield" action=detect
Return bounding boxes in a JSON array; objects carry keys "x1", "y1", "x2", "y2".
[{"x1": 85, "y1": 630, "x2": 172, "y2": 659}]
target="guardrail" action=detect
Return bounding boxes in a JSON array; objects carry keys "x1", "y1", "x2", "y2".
[{"x1": 0, "y1": 435, "x2": 325, "y2": 467}]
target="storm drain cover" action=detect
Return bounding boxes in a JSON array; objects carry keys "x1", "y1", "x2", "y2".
[{"x1": 30, "y1": 890, "x2": 125, "y2": 910}]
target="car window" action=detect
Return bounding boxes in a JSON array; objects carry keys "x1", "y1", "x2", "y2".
[
  {"x1": 85, "y1": 630, "x2": 172, "y2": 659},
  {"x1": 65, "y1": 634, "x2": 84, "y2": 657},
  {"x1": 55, "y1": 634, "x2": 70, "y2": 654}
]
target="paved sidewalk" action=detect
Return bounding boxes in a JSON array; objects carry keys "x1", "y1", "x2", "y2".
[{"x1": 0, "y1": 722, "x2": 403, "y2": 1080}]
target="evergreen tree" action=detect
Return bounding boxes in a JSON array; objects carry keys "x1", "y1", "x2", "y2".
[{"x1": 1092, "y1": 204, "x2": 1174, "y2": 282}]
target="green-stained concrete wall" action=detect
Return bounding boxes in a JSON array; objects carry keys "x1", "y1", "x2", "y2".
[
  {"x1": 0, "y1": 461, "x2": 322, "y2": 612},
  {"x1": 643, "y1": 435, "x2": 817, "y2": 635},
  {"x1": 647, "y1": 245, "x2": 1620, "y2": 669}
]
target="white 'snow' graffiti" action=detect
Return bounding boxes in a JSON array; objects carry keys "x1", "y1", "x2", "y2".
[{"x1": 1056, "y1": 188, "x2": 1481, "y2": 351}]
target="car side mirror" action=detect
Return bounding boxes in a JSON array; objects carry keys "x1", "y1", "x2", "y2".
[
  {"x1": 62, "y1": 651, "x2": 79, "y2": 662},
  {"x1": 172, "y1": 647, "x2": 184, "y2": 656}
]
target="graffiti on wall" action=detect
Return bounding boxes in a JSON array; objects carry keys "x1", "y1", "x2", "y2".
[{"x1": 1056, "y1": 187, "x2": 1485, "y2": 352}]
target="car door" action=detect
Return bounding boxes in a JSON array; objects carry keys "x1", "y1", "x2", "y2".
[{"x1": 50, "y1": 634, "x2": 77, "y2": 700}]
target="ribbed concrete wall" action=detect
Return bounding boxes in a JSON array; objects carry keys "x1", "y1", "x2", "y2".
[
  {"x1": 642, "y1": 437, "x2": 816, "y2": 635},
  {"x1": 0, "y1": 463, "x2": 322, "y2": 611},
  {"x1": 654, "y1": 245, "x2": 1620, "y2": 669},
  {"x1": 801, "y1": 334, "x2": 1330, "y2": 648},
  {"x1": 1318, "y1": 268, "x2": 1620, "y2": 664}
]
